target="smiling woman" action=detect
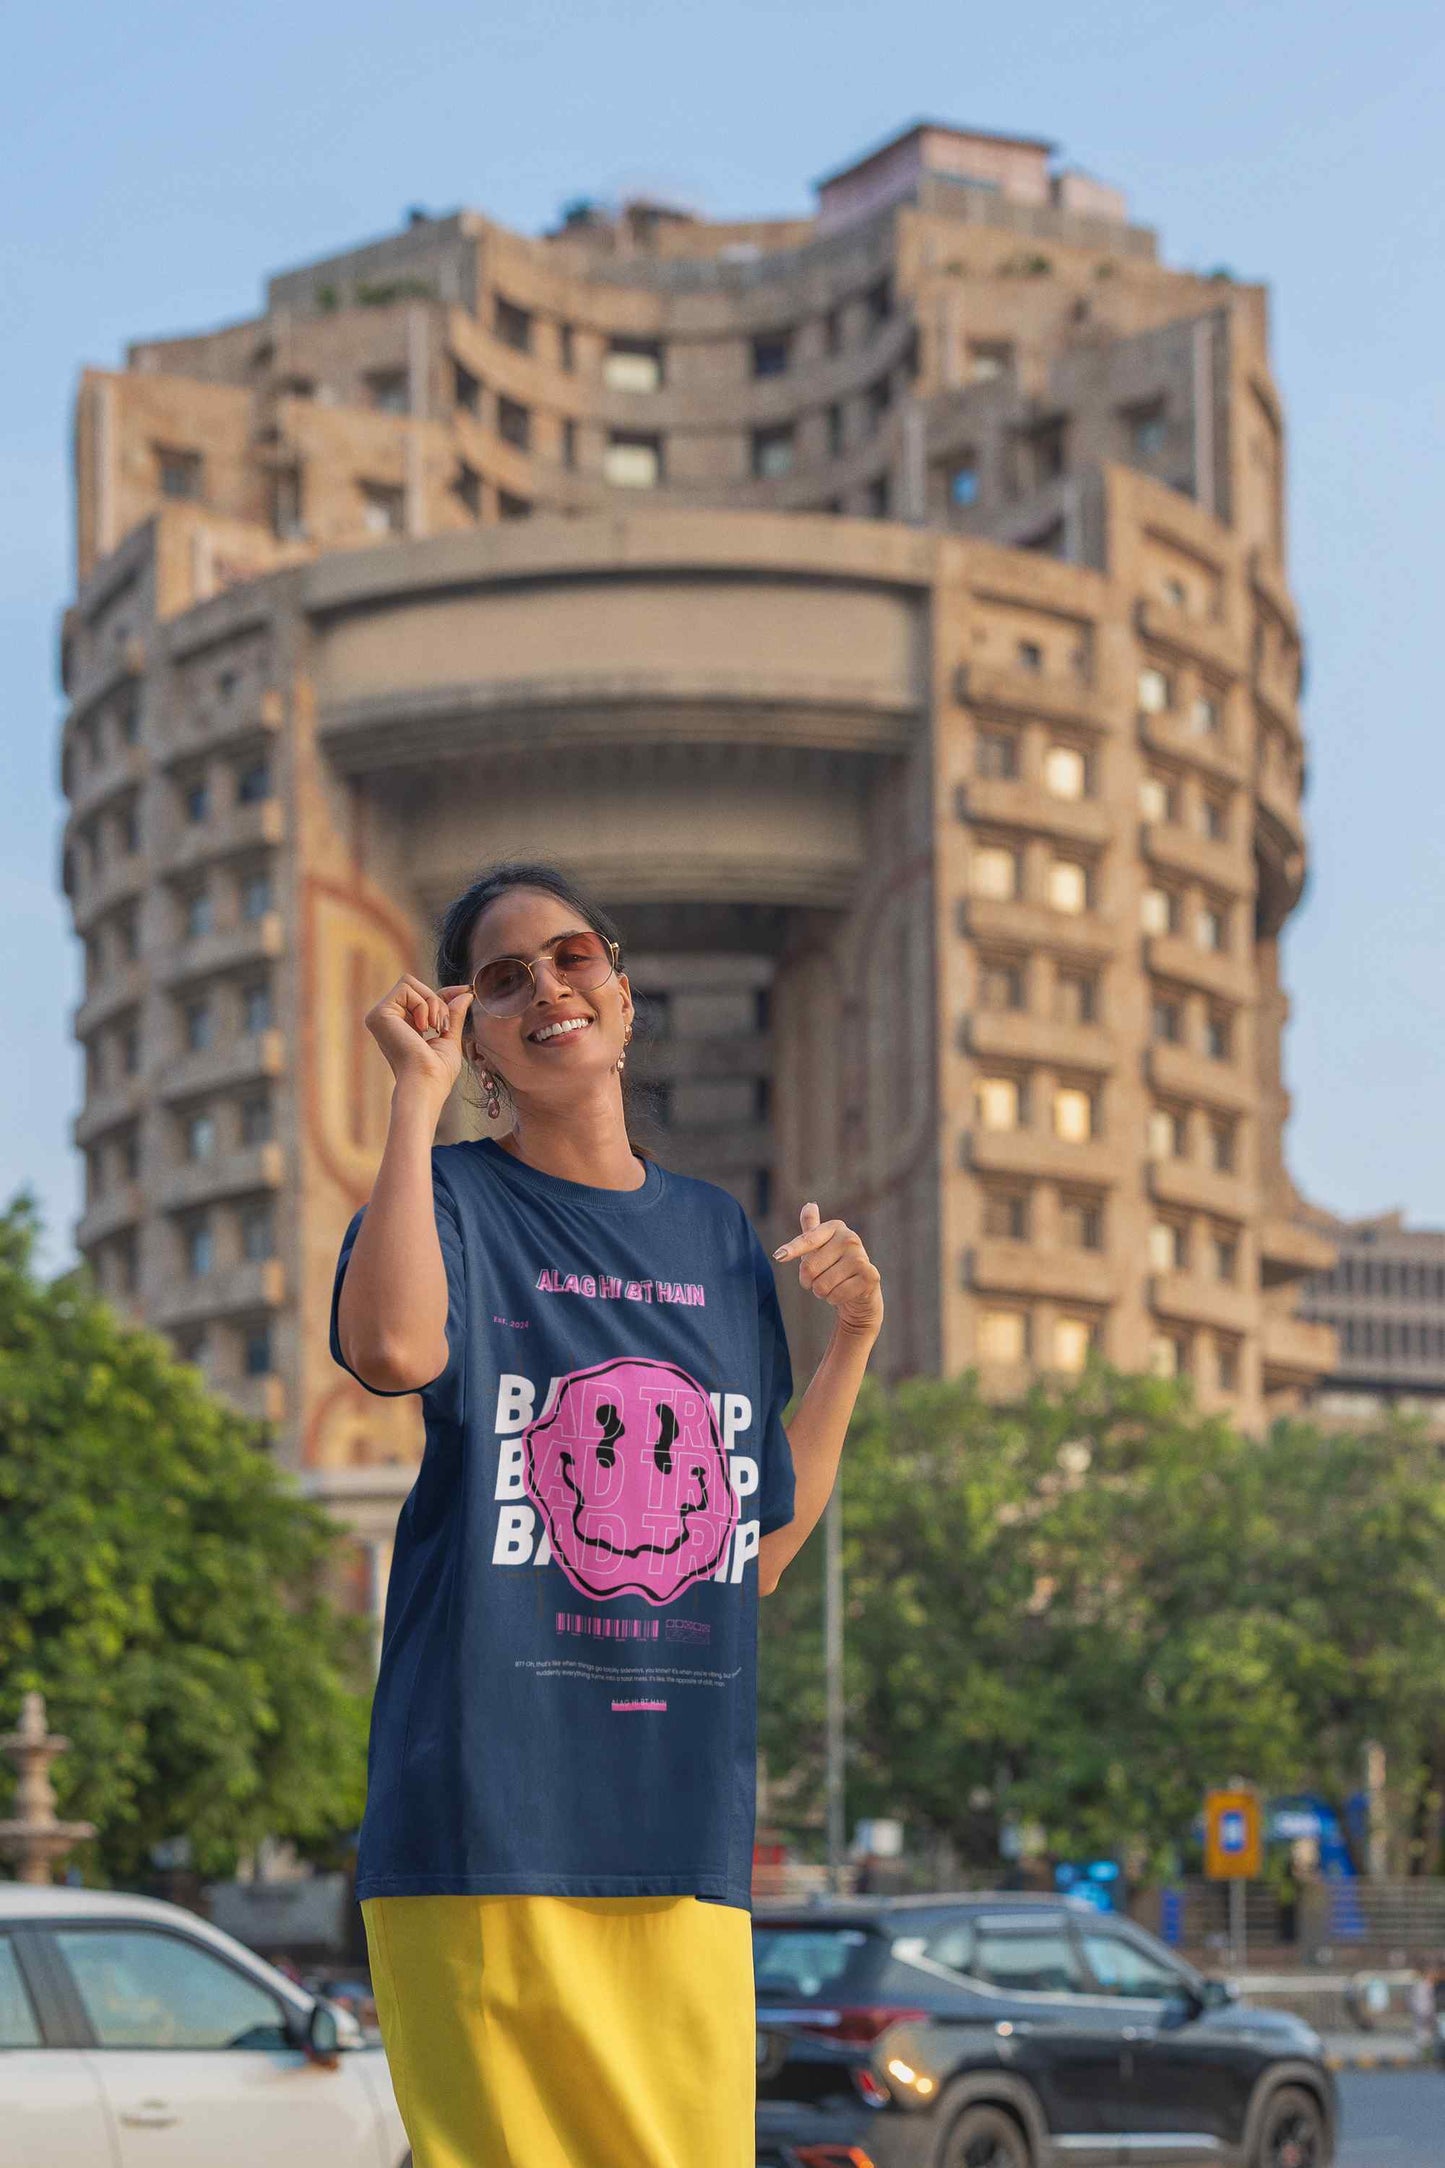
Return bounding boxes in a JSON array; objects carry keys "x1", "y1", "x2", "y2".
[{"x1": 324, "y1": 855, "x2": 885, "y2": 2168}]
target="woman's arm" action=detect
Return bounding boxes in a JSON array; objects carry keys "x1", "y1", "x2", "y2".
[
  {"x1": 335, "y1": 972, "x2": 474, "y2": 1391},
  {"x1": 757, "y1": 1199, "x2": 884, "y2": 1595},
  {"x1": 758, "y1": 1319, "x2": 877, "y2": 1594}
]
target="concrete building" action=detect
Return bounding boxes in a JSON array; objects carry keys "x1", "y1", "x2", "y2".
[
  {"x1": 1299, "y1": 1214, "x2": 1445, "y2": 1430},
  {"x1": 60, "y1": 121, "x2": 1334, "y2": 1595}
]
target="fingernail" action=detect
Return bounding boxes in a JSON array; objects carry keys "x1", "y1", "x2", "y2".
[{"x1": 772, "y1": 1245, "x2": 787, "y2": 1259}]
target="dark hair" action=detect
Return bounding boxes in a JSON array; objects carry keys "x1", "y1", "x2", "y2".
[{"x1": 434, "y1": 858, "x2": 664, "y2": 1161}]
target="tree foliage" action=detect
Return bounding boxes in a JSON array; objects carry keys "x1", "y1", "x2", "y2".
[
  {"x1": 760, "y1": 1366, "x2": 1445, "y2": 1879},
  {"x1": 0, "y1": 1193, "x2": 370, "y2": 1883}
]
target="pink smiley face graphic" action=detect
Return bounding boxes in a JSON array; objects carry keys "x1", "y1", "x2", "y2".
[{"x1": 522, "y1": 1357, "x2": 738, "y2": 1604}]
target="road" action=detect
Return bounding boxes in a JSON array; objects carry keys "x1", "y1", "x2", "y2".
[{"x1": 1337, "y1": 2070, "x2": 1444, "y2": 2167}]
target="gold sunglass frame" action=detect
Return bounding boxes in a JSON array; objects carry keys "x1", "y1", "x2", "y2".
[{"x1": 469, "y1": 933, "x2": 621, "y2": 1018}]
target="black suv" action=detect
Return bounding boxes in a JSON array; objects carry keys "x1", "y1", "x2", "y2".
[{"x1": 753, "y1": 1893, "x2": 1335, "y2": 2168}]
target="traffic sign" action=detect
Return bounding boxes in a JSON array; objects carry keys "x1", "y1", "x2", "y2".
[{"x1": 1204, "y1": 1787, "x2": 1262, "y2": 1879}]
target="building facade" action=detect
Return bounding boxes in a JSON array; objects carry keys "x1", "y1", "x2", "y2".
[
  {"x1": 1299, "y1": 1214, "x2": 1445, "y2": 1430},
  {"x1": 61, "y1": 122, "x2": 1333, "y2": 1593}
]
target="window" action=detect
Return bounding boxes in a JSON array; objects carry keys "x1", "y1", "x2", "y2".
[
  {"x1": 1148, "y1": 1105, "x2": 1186, "y2": 1160},
  {"x1": 824, "y1": 308, "x2": 844, "y2": 356},
  {"x1": 1212, "y1": 1229, "x2": 1238, "y2": 1282},
  {"x1": 976, "y1": 730, "x2": 1019, "y2": 780},
  {"x1": 558, "y1": 322, "x2": 575, "y2": 372},
  {"x1": 969, "y1": 1921, "x2": 1084, "y2": 1994},
  {"x1": 240, "y1": 870, "x2": 272, "y2": 922},
  {"x1": 967, "y1": 341, "x2": 1013, "y2": 383},
  {"x1": 752, "y1": 334, "x2": 790, "y2": 378},
  {"x1": 978, "y1": 1309, "x2": 1028, "y2": 1365},
  {"x1": 752, "y1": 425, "x2": 795, "y2": 479},
  {"x1": 1053, "y1": 1086, "x2": 1094, "y2": 1142},
  {"x1": 184, "y1": 887, "x2": 212, "y2": 941},
  {"x1": 1148, "y1": 1331, "x2": 1186, "y2": 1380},
  {"x1": 453, "y1": 460, "x2": 481, "y2": 517},
  {"x1": 1024, "y1": 417, "x2": 1067, "y2": 484},
  {"x1": 1124, "y1": 401, "x2": 1167, "y2": 458},
  {"x1": 243, "y1": 1321, "x2": 272, "y2": 1376},
  {"x1": 975, "y1": 1076, "x2": 1022, "y2": 1132},
  {"x1": 1149, "y1": 1219, "x2": 1185, "y2": 1273},
  {"x1": 118, "y1": 803, "x2": 140, "y2": 854},
  {"x1": 1016, "y1": 639, "x2": 1044, "y2": 673},
  {"x1": 979, "y1": 958, "x2": 1025, "y2": 1012},
  {"x1": 494, "y1": 296, "x2": 532, "y2": 352},
  {"x1": 1047, "y1": 858, "x2": 1089, "y2": 915},
  {"x1": 866, "y1": 276, "x2": 891, "y2": 324},
  {"x1": 270, "y1": 464, "x2": 304, "y2": 541},
  {"x1": 156, "y1": 446, "x2": 203, "y2": 500},
  {"x1": 1209, "y1": 1116, "x2": 1236, "y2": 1173},
  {"x1": 1151, "y1": 993, "x2": 1183, "y2": 1044},
  {"x1": 55, "y1": 1928, "x2": 287, "y2": 2052},
  {"x1": 753, "y1": 1927, "x2": 874, "y2": 1999},
  {"x1": 118, "y1": 907, "x2": 140, "y2": 961},
  {"x1": 365, "y1": 368, "x2": 409, "y2": 414},
  {"x1": 1043, "y1": 745, "x2": 1088, "y2": 800},
  {"x1": 1082, "y1": 1931, "x2": 1182, "y2": 1999},
  {"x1": 242, "y1": 980, "x2": 272, "y2": 1034},
  {"x1": 185, "y1": 779, "x2": 210, "y2": 824},
  {"x1": 1202, "y1": 794, "x2": 1230, "y2": 842},
  {"x1": 186, "y1": 1218, "x2": 213, "y2": 1278},
  {"x1": 949, "y1": 459, "x2": 979, "y2": 508},
  {"x1": 119, "y1": 1022, "x2": 140, "y2": 1077},
  {"x1": 1053, "y1": 1316, "x2": 1097, "y2": 1373},
  {"x1": 1140, "y1": 773, "x2": 1177, "y2": 824},
  {"x1": 236, "y1": 760, "x2": 271, "y2": 806},
  {"x1": 1199, "y1": 902, "x2": 1228, "y2": 953},
  {"x1": 866, "y1": 474, "x2": 889, "y2": 517},
  {"x1": 497, "y1": 396, "x2": 531, "y2": 450},
  {"x1": 983, "y1": 1188, "x2": 1030, "y2": 1240},
  {"x1": 1060, "y1": 1195, "x2": 1103, "y2": 1250},
  {"x1": 1138, "y1": 666, "x2": 1173, "y2": 715},
  {"x1": 1190, "y1": 693, "x2": 1222, "y2": 736},
  {"x1": 239, "y1": 1092, "x2": 272, "y2": 1146},
  {"x1": 1054, "y1": 970, "x2": 1097, "y2": 1026},
  {"x1": 971, "y1": 845, "x2": 1020, "y2": 901},
  {"x1": 603, "y1": 341, "x2": 664, "y2": 393},
  {"x1": 827, "y1": 404, "x2": 845, "y2": 457},
  {"x1": 186, "y1": 1111, "x2": 216, "y2": 1162},
  {"x1": 1206, "y1": 1008, "x2": 1233, "y2": 1061},
  {"x1": 121, "y1": 1128, "x2": 141, "y2": 1178},
  {"x1": 452, "y1": 358, "x2": 481, "y2": 414},
  {"x1": 1215, "y1": 1339, "x2": 1240, "y2": 1391},
  {"x1": 1141, "y1": 886, "x2": 1178, "y2": 937},
  {"x1": 867, "y1": 377, "x2": 892, "y2": 430},
  {"x1": 497, "y1": 491, "x2": 531, "y2": 519},
  {"x1": 604, "y1": 434, "x2": 663, "y2": 488},
  {"x1": 0, "y1": 1937, "x2": 40, "y2": 2048},
  {"x1": 240, "y1": 1200, "x2": 274, "y2": 1261},
  {"x1": 359, "y1": 480, "x2": 404, "y2": 535},
  {"x1": 184, "y1": 1000, "x2": 212, "y2": 1053},
  {"x1": 561, "y1": 417, "x2": 577, "y2": 470}
]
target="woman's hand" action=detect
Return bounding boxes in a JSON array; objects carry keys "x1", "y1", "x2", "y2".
[
  {"x1": 365, "y1": 975, "x2": 475, "y2": 1101},
  {"x1": 773, "y1": 1201, "x2": 884, "y2": 1343}
]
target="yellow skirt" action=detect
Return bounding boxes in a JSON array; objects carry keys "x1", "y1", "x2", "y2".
[{"x1": 361, "y1": 1894, "x2": 756, "y2": 2168}]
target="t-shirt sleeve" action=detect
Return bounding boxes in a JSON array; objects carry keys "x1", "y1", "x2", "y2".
[
  {"x1": 329, "y1": 1158, "x2": 468, "y2": 1418},
  {"x1": 749, "y1": 1225, "x2": 797, "y2": 1537}
]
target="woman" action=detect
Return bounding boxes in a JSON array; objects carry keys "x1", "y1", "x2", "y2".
[{"x1": 331, "y1": 859, "x2": 883, "y2": 2168}]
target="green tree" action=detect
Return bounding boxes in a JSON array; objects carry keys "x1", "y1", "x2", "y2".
[
  {"x1": 760, "y1": 1367, "x2": 1445, "y2": 1880},
  {"x1": 0, "y1": 1193, "x2": 370, "y2": 1883}
]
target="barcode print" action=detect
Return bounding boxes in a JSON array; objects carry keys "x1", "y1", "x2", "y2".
[{"x1": 555, "y1": 1611, "x2": 659, "y2": 1640}]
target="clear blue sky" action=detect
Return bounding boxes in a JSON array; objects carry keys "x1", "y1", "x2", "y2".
[{"x1": 4, "y1": 0, "x2": 1443, "y2": 1274}]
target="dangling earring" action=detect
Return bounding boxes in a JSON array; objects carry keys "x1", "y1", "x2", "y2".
[
  {"x1": 616, "y1": 1022, "x2": 633, "y2": 1075},
  {"x1": 477, "y1": 1065, "x2": 502, "y2": 1121}
]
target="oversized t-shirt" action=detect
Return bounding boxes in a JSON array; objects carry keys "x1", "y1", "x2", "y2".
[{"x1": 329, "y1": 1137, "x2": 797, "y2": 1913}]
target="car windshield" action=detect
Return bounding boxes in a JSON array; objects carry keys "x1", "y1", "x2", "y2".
[{"x1": 753, "y1": 1925, "x2": 876, "y2": 1999}]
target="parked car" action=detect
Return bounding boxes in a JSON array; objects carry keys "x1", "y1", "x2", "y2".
[
  {"x1": 0, "y1": 1883, "x2": 407, "y2": 2167},
  {"x1": 754, "y1": 1892, "x2": 1336, "y2": 2168}
]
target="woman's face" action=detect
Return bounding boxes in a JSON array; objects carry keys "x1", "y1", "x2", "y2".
[{"x1": 462, "y1": 888, "x2": 632, "y2": 1105}]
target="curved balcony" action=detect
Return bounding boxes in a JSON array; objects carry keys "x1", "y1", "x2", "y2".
[
  {"x1": 74, "y1": 959, "x2": 148, "y2": 1039},
  {"x1": 967, "y1": 1240, "x2": 1120, "y2": 1306},
  {"x1": 1144, "y1": 931, "x2": 1255, "y2": 1005},
  {"x1": 964, "y1": 1010, "x2": 1116, "y2": 1074},
  {"x1": 958, "y1": 777, "x2": 1112, "y2": 848},
  {"x1": 1147, "y1": 1156, "x2": 1253, "y2": 1221},
  {"x1": 75, "y1": 1181, "x2": 145, "y2": 1251},
  {"x1": 157, "y1": 796, "x2": 286, "y2": 876},
  {"x1": 155, "y1": 1142, "x2": 285, "y2": 1215},
  {"x1": 72, "y1": 855, "x2": 148, "y2": 936},
  {"x1": 1141, "y1": 819, "x2": 1252, "y2": 895},
  {"x1": 155, "y1": 1029, "x2": 286, "y2": 1105},
  {"x1": 1148, "y1": 1271, "x2": 1256, "y2": 1336},
  {"x1": 960, "y1": 895, "x2": 1119, "y2": 961},
  {"x1": 65, "y1": 741, "x2": 148, "y2": 824},
  {"x1": 151, "y1": 1258, "x2": 287, "y2": 1330},
  {"x1": 1139, "y1": 712, "x2": 1250, "y2": 788},
  {"x1": 72, "y1": 1080, "x2": 147, "y2": 1147},
  {"x1": 156, "y1": 688, "x2": 285, "y2": 771},
  {"x1": 1146, "y1": 1042, "x2": 1257, "y2": 1115},
  {"x1": 965, "y1": 1127, "x2": 1121, "y2": 1186},
  {"x1": 1134, "y1": 596, "x2": 1244, "y2": 680},
  {"x1": 1260, "y1": 1309, "x2": 1337, "y2": 1386},
  {"x1": 156, "y1": 914, "x2": 286, "y2": 991},
  {"x1": 1259, "y1": 1214, "x2": 1336, "y2": 1287},
  {"x1": 954, "y1": 661, "x2": 1109, "y2": 733}
]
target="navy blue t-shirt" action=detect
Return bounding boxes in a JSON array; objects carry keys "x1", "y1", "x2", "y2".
[{"x1": 329, "y1": 1137, "x2": 796, "y2": 1912}]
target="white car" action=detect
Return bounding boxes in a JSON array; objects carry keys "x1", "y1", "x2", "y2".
[{"x1": 0, "y1": 1883, "x2": 408, "y2": 2167}]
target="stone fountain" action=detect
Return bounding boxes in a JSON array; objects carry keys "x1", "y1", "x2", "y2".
[{"x1": 0, "y1": 1692, "x2": 95, "y2": 1885}]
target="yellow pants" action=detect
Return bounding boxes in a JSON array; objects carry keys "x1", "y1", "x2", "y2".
[{"x1": 361, "y1": 1894, "x2": 756, "y2": 2168}]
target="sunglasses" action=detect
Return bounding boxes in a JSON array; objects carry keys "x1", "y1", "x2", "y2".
[{"x1": 470, "y1": 930, "x2": 621, "y2": 1019}]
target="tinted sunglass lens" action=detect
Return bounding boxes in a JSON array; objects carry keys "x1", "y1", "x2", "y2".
[
  {"x1": 555, "y1": 934, "x2": 612, "y2": 988},
  {"x1": 475, "y1": 961, "x2": 532, "y2": 1014}
]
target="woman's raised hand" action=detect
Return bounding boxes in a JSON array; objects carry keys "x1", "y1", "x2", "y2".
[{"x1": 364, "y1": 975, "x2": 476, "y2": 1099}]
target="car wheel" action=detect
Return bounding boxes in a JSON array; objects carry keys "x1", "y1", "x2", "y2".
[
  {"x1": 939, "y1": 2103, "x2": 1033, "y2": 2168},
  {"x1": 1251, "y1": 2085, "x2": 1328, "y2": 2168}
]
